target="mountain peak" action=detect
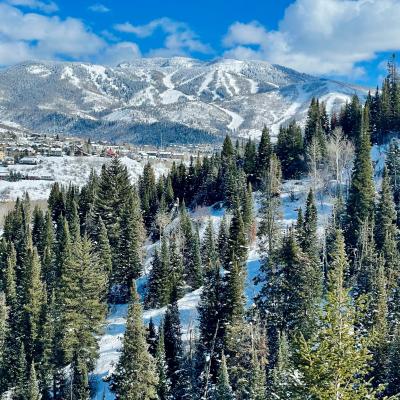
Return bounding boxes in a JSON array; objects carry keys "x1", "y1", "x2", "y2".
[{"x1": 0, "y1": 57, "x2": 368, "y2": 144}]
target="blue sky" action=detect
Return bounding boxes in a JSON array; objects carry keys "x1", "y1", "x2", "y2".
[{"x1": 0, "y1": 0, "x2": 399, "y2": 86}]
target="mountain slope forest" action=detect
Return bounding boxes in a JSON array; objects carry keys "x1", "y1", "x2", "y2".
[{"x1": 1, "y1": 59, "x2": 400, "y2": 399}]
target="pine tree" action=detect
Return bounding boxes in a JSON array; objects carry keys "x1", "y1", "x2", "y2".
[
  {"x1": 248, "y1": 345, "x2": 267, "y2": 400},
  {"x1": 218, "y1": 215, "x2": 230, "y2": 268},
  {"x1": 345, "y1": 116, "x2": 375, "y2": 252},
  {"x1": 71, "y1": 351, "x2": 90, "y2": 400},
  {"x1": 146, "y1": 238, "x2": 170, "y2": 309},
  {"x1": 41, "y1": 211, "x2": 55, "y2": 293},
  {"x1": 23, "y1": 247, "x2": 45, "y2": 363},
  {"x1": 96, "y1": 217, "x2": 113, "y2": 283},
  {"x1": 279, "y1": 230, "x2": 319, "y2": 336},
  {"x1": 32, "y1": 206, "x2": 45, "y2": 258},
  {"x1": 169, "y1": 236, "x2": 185, "y2": 301},
  {"x1": 214, "y1": 353, "x2": 234, "y2": 400},
  {"x1": 197, "y1": 220, "x2": 223, "y2": 386},
  {"x1": 295, "y1": 229, "x2": 382, "y2": 400},
  {"x1": 256, "y1": 126, "x2": 272, "y2": 184},
  {"x1": 139, "y1": 162, "x2": 158, "y2": 231},
  {"x1": 243, "y1": 139, "x2": 257, "y2": 184},
  {"x1": 227, "y1": 202, "x2": 248, "y2": 269},
  {"x1": 13, "y1": 342, "x2": 28, "y2": 400},
  {"x1": 58, "y1": 235, "x2": 106, "y2": 368},
  {"x1": 48, "y1": 183, "x2": 65, "y2": 224},
  {"x1": 0, "y1": 292, "x2": 7, "y2": 373},
  {"x1": 368, "y1": 258, "x2": 390, "y2": 388},
  {"x1": 164, "y1": 297, "x2": 192, "y2": 400},
  {"x1": 114, "y1": 190, "x2": 144, "y2": 300},
  {"x1": 386, "y1": 140, "x2": 400, "y2": 226},
  {"x1": 268, "y1": 331, "x2": 297, "y2": 400},
  {"x1": 155, "y1": 325, "x2": 171, "y2": 400},
  {"x1": 375, "y1": 167, "x2": 398, "y2": 252},
  {"x1": 27, "y1": 362, "x2": 41, "y2": 400},
  {"x1": 147, "y1": 318, "x2": 158, "y2": 358},
  {"x1": 4, "y1": 244, "x2": 17, "y2": 306},
  {"x1": 180, "y1": 207, "x2": 202, "y2": 290},
  {"x1": 257, "y1": 154, "x2": 282, "y2": 256},
  {"x1": 202, "y1": 219, "x2": 218, "y2": 269},
  {"x1": 386, "y1": 327, "x2": 400, "y2": 397},
  {"x1": 276, "y1": 122, "x2": 305, "y2": 179},
  {"x1": 110, "y1": 282, "x2": 158, "y2": 399},
  {"x1": 299, "y1": 189, "x2": 318, "y2": 258},
  {"x1": 242, "y1": 183, "x2": 255, "y2": 243}
]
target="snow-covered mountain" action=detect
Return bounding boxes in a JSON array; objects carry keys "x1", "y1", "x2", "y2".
[{"x1": 0, "y1": 57, "x2": 369, "y2": 144}]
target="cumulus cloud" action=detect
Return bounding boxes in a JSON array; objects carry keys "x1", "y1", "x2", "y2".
[
  {"x1": 0, "y1": 3, "x2": 141, "y2": 66},
  {"x1": 115, "y1": 17, "x2": 212, "y2": 57},
  {"x1": 88, "y1": 3, "x2": 110, "y2": 13},
  {"x1": 223, "y1": 0, "x2": 400, "y2": 76},
  {"x1": 0, "y1": 3, "x2": 105, "y2": 63},
  {"x1": 6, "y1": 0, "x2": 58, "y2": 13},
  {"x1": 96, "y1": 41, "x2": 141, "y2": 65}
]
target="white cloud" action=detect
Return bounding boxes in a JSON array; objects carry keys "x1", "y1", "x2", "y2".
[
  {"x1": 88, "y1": 3, "x2": 110, "y2": 13},
  {"x1": 223, "y1": 0, "x2": 400, "y2": 76},
  {"x1": 0, "y1": 3, "x2": 141, "y2": 66},
  {"x1": 6, "y1": 0, "x2": 58, "y2": 13},
  {"x1": 95, "y1": 41, "x2": 141, "y2": 65},
  {"x1": 115, "y1": 17, "x2": 212, "y2": 57},
  {"x1": 0, "y1": 3, "x2": 105, "y2": 62}
]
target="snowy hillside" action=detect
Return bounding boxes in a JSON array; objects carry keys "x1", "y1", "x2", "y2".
[
  {"x1": 0, "y1": 156, "x2": 168, "y2": 201},
  {"x1": 91, "y1": 181, "x2": 335, "y2": 399},
  {"x1": 0, "y1": 58, "x2": 368, "y2": 143}
]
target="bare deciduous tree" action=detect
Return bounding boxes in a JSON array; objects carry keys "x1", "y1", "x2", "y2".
[{"x1": 326, "y1": 127, "x2": 354, "y2": 192}]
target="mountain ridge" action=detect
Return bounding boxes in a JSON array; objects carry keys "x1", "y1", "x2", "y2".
[{"x1": 0, "y1": 57, "x2": 369, "y2": 144}]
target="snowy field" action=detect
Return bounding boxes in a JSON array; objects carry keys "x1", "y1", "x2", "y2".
[{"x1": 0, "y1": 156, "x2": 169, "y2": 201}]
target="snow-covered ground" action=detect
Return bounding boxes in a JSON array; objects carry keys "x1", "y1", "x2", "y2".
[
  {"x1": 0, "y1": 156, "x2": 169, "y2": 201},
  {"x1": 91, "y1": 175, "x2": 334, "y2": 399}
]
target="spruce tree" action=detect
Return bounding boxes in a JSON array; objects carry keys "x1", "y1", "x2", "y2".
[
  {"x1": 197, "y1": 220, "x2": 223, "y2": 386},
  {"x1": 256, "y1": 126, "x2": 272, "y2": 184},
  {"x1": 169, "y1": 236, "x2": 185, "y2": 301},
  {"x1": 32, "y1": 206, "x2": 45, "y2": 258},
  {"x1": 41, "y1": 211, "x2": 55, "y2": 293},
  {"x1": 27, "y1": 362, "x2": 41, "y2": 400},
  {"x1": 375, "y1": 167, "x2": 398, "y2": 251},
  {"x1": 276, "y1": 122, "x2": 305, "y2": 179},
  {"x1": 110, "y1": 282, "x2": 158, "y2": 399},
  {"x1": 214, "y1": 353, "x2": 234, "y2": 400},
  {"x1": 295, "y1": 229, "x2": 382, "y2": 400},
  {"x1": 58, "y1": 235, "x2": 106, "y2": 369},
  {"x1": 71, "y1": 351, "x2": 90, "y2": 400},
  {"x1": 368, "y1": 258, "x2": 390, "y2": 388},
  {"x1": 218, "y1": 215, "x2": 230, "y2": 268},
  {"x1": 386, "y1": 327, "x2": 400, "y2": 397},
  {"x1": 114, "y1": 190, "x2": 144, "y2": 300},
  {"x1": 268, "y1": 331, "x2": 297, "y2": 400},
  {"x1": 155, "y1": 325, "x2": 171, "y2": 400},
  {"x1": 345, "y1": 113, "x2": 375, "y2": 252},
  {"x1": 23, "y1": 247, "x2": 45, "y2": 363},
  {"x1": 0, "y1": 292, "x2": 7, "y2": 376},
  {"x1": 96, "y1": 218, "x2": 113, "y2": 283},
  {"x1": 386, "y1": 140, "x2": 400, "y2": 226},
  {"x1": 147, "y1": 318, "x2": 158, "y2": 358},
  {"x1": 164, "y1": 296, "x2": 192, "y2": 400}
]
